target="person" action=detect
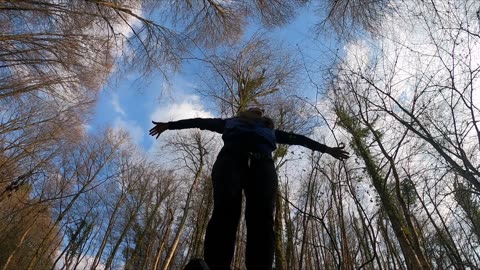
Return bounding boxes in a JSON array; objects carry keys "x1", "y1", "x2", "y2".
[{"x1": 149, "y1": 108, "x2": 349, "y2": 270}]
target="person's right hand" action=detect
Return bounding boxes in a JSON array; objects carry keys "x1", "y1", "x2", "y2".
[
  {"x1": 327, "y1": 144, "x2": 350, "y2": 161},
  {"x1": 149, "y1": 121, "x2": 168, "y2": 139}
]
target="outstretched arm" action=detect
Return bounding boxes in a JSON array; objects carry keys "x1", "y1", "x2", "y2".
[
  {"x1": 275, "y1": 130, "x2": 350, "y2": 161},
  {"x1": 149, "y1": 118, "x2": 225, "y2": 139}
]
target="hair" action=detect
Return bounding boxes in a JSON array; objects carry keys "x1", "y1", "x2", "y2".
[{"x1": 236, "y1": 108, "x2": 274, "y2": 129}]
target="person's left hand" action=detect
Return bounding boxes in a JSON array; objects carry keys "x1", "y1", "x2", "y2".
[{"x1": 327, "y1": 144, "x2": 350, "y2": 161}]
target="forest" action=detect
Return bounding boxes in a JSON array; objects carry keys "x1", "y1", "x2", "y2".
[{"x1": 1, "y1": 0, "x2": 479, "y2": 269}]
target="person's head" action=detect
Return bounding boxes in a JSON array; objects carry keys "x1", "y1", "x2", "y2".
[
  {"x1": 236, "y1": 107, "x2": 264, "y2": 119},
  {"x1": 247, "y1": 107, "x2": 264, "y2": 117},
  {"x1": 236, "y1": 107, "x2": 274, "y2": 128}
]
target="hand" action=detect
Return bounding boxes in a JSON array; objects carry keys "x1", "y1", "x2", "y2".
[
  {"x1": 327, "y1": 143, "x2": 350, "y2": 161},
  {"x1": 149, "y1": 121, "x2": 168, "y2": 139}
]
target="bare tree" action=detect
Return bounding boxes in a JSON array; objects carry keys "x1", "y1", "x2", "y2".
[
  {"x1": 194, "y1": 33, "x2": 300, "y2": 116},
  {"x1": 160, "y1": 131, "x2": 214, "y2": 270},
  {"x1": 316, "y1": 0, "x2": 480, "y2": 268},
  {"x1": 315, "y1": 0, "x2": 392, "y2": 38}
]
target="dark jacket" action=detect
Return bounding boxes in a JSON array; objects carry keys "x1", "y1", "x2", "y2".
[{"x1": 167, "y1": 117, "x2": 328, "y2": 158}]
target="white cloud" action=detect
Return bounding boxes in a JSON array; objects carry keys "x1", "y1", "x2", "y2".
[
  {"x1": 150, "y1": 94, "x2": 214, "y2": 122},
  {"x1": 82, "y1": 124, "x2": 92, "y2": 132},
  {"x1": 147, "y1": 94, "x2": 215, "y2": 154},
  {"x1": 113, "y1": 117, "x2": 144, "y2": 146},
  {"x1": 111, "y1": 92, "x2": 126, "y2": 116},
  {"x1": 343, "y1": 39, "x2": 371, "y2": 72}
]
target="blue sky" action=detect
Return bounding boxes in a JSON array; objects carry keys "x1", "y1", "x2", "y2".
[{"x1": 88, "y1": 6, "x2": 342, "y2": 152}]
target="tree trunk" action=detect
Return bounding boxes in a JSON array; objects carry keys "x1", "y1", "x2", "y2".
[
  {"x1": 274, "y1": 193, "x2": 286, "y2": 270},
  {"x1": 337, "y1": 109, "x2": 431, "y2": 270}
]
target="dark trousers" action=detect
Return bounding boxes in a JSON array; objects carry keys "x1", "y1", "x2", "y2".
[{"x1": 204, "y1": 148, "x2": 277, "y2": 270}]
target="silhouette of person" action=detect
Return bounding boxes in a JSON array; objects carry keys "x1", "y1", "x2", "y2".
[{"x1": 149, "y1": 107, "x2": 349, "y2": 270}]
